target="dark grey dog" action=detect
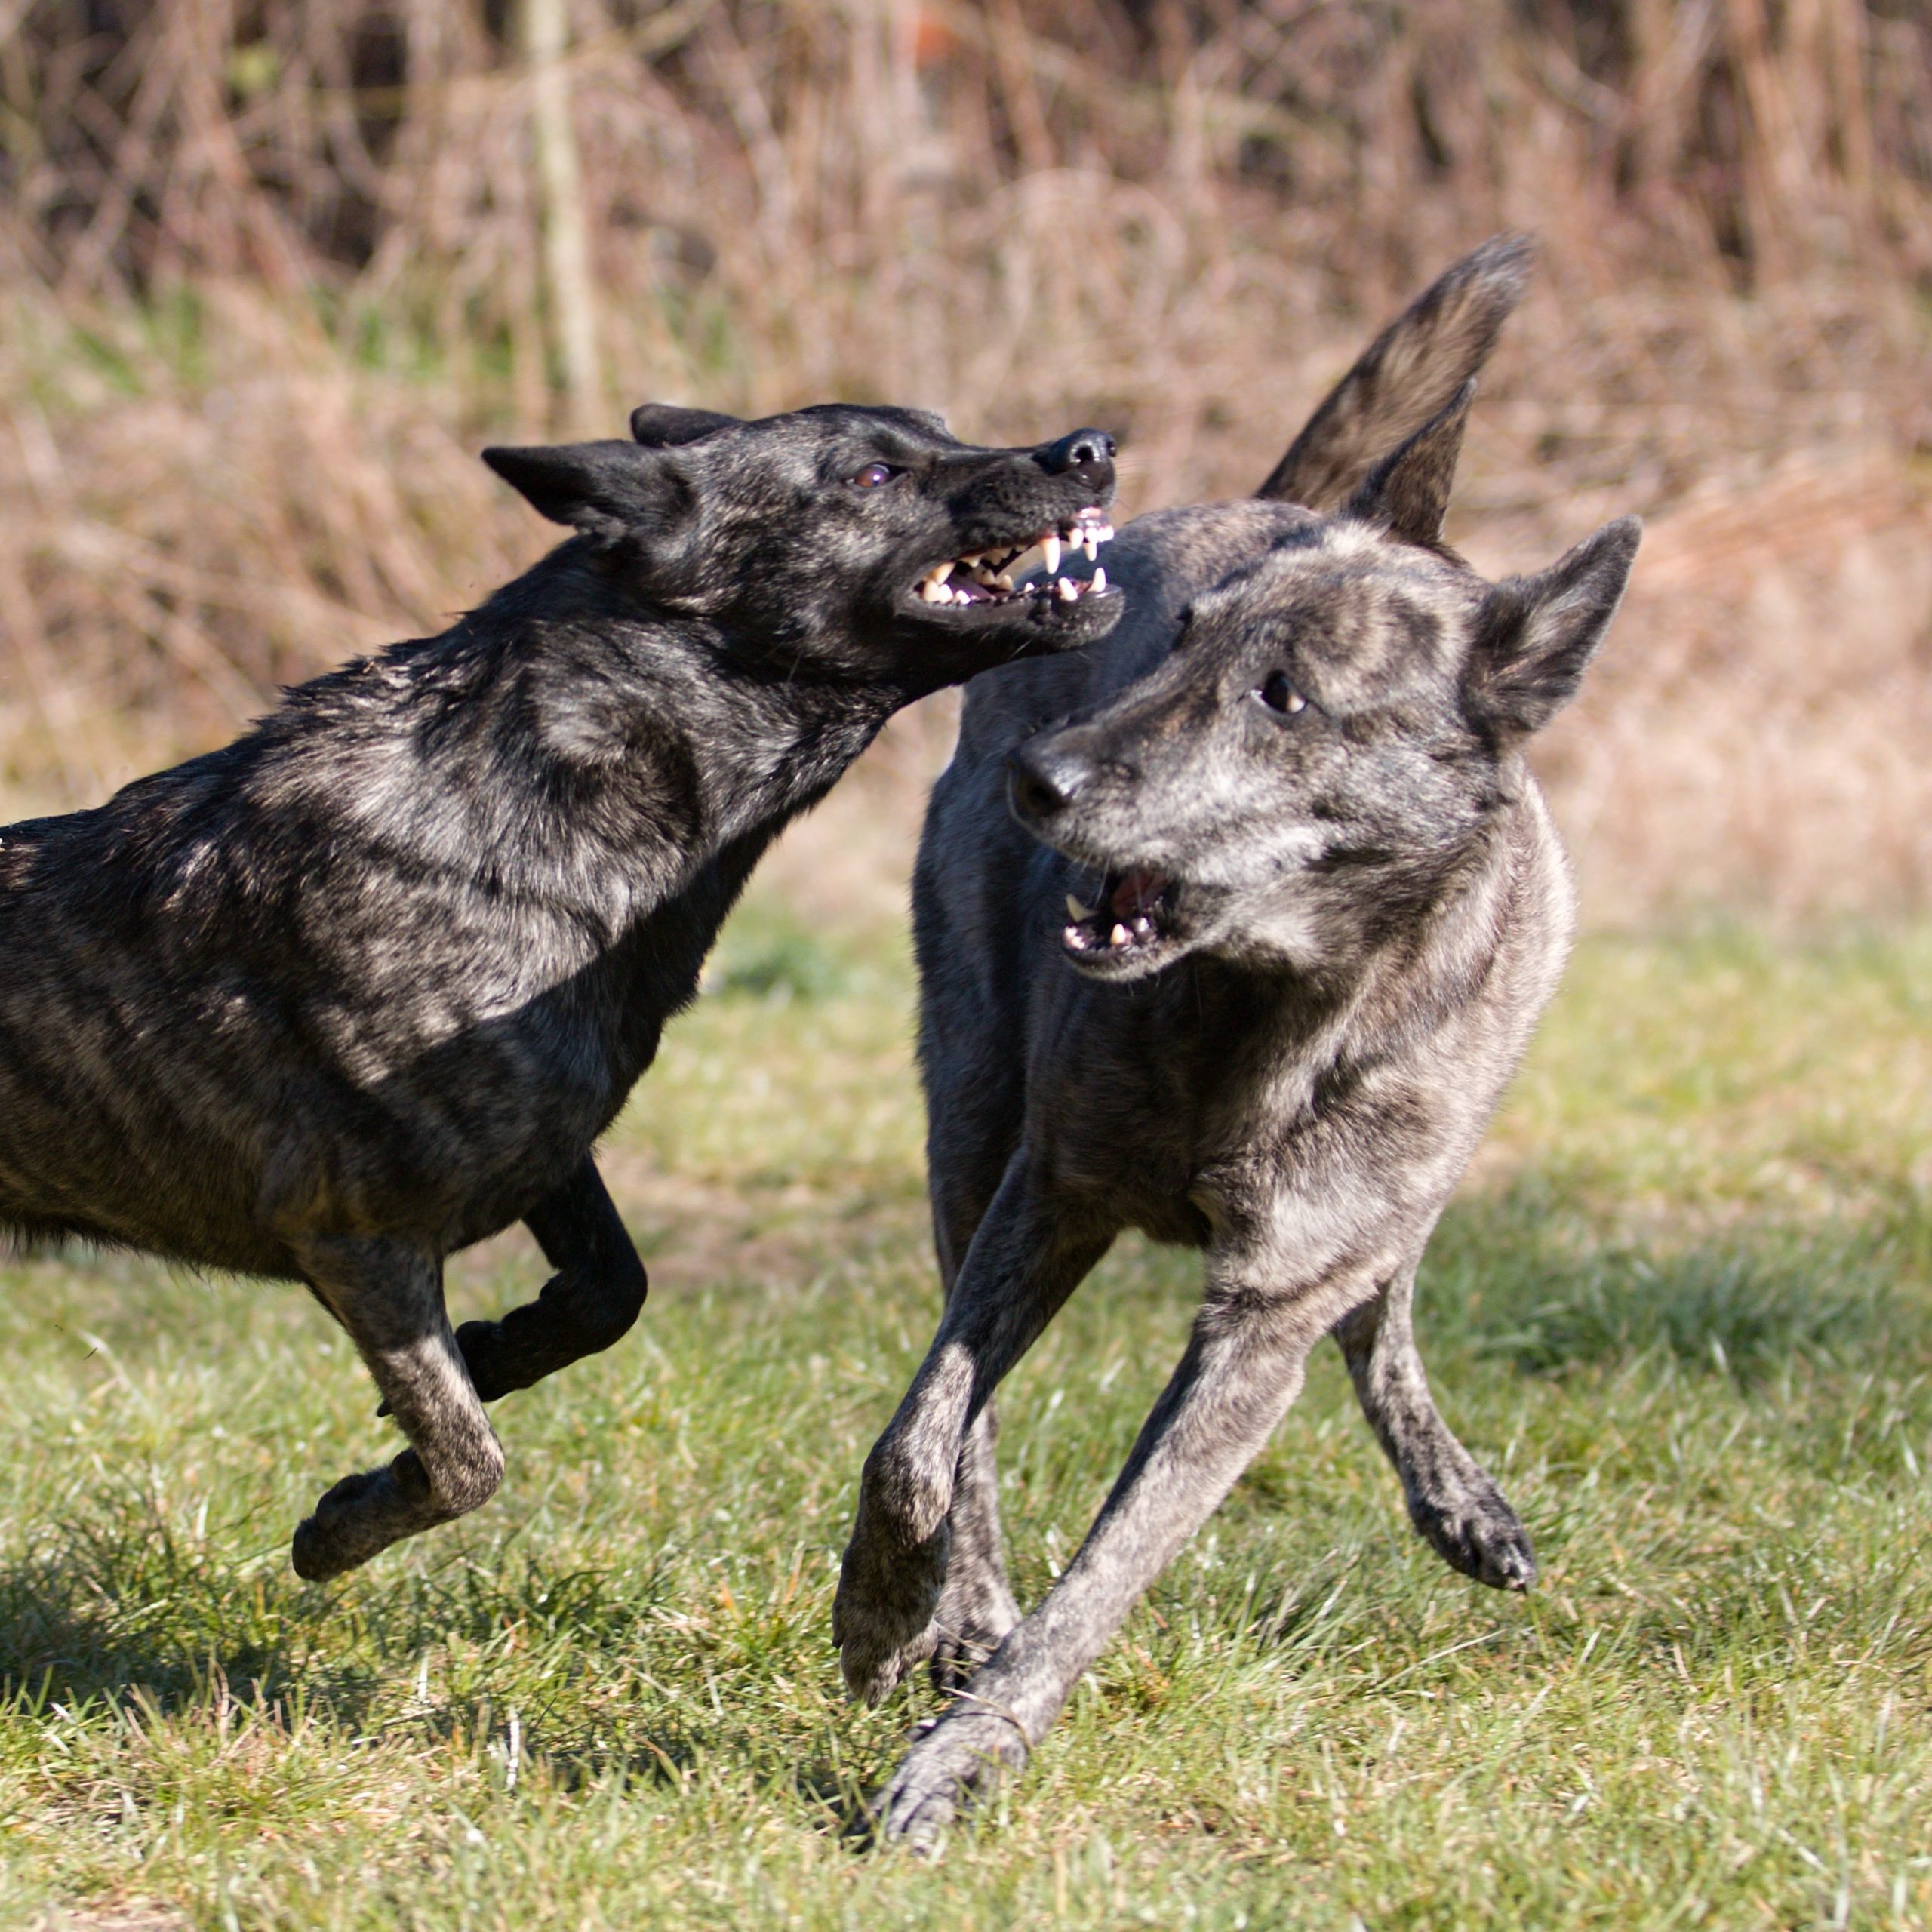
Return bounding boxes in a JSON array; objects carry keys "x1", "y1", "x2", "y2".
[
  {"x1": 832, "y1": 241, "x2": 1641, "y2": 1844},
  {"x1": 0, "y1": 401, "x2": 1121, "y2": 1580}
]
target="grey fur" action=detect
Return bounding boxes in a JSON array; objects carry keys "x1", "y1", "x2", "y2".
[
  {"x1": 832, "y1": 243, "x2": 1641, "y2": 1846},
  {"x1": 0, "y1": 401, "x2": 1122, "y2": 1580}
]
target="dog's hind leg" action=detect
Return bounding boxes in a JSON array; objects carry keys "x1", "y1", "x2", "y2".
[
  {"x1": 436, "y1": 1158, "x2": 648, "y2": 1405},
  {"x1": 291, "y1": 1235, "x2": 504, "y2": 1581},
  {"x1": 928, "y1": 1405, "x2": 1017, "y2": 1690},
  {"x1": 1332, "y1": 1258, "x2": 1534, "y2": 1592}
]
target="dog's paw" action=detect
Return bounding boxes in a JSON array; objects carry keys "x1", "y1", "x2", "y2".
[
  {"x1": 1411, "y1": 1475, "x2": 1536, "y2": 1592},
  {"x1": 291, "y1": 1451, "x2": 444, "y2": 1582},
  {"x1": 874, "y1": 1710, "x2": 1030, "y2": 1854},
  {"x1": 291, "y1": 1467, "x2": 395, "y2": 1582},
  {"x1": 833, "y1": 1525, "x2": 952, "y2": 1706}
]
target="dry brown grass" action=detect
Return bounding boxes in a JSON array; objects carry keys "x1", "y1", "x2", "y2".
[{"x1": 3, "y1": 0, "x2": 1931, "y2": 917}]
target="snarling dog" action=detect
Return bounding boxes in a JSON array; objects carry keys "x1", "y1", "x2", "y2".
[
  {"x1": 833, "y1": 239, "x2": 1641, "y2": 1845},
  {"x1": 0, "y1": 401, "x2": 1121, "y2": 1581}
]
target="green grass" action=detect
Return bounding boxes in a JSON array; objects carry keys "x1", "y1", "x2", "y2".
[{"x1": 3, "y1": 910, "x2": 1930, "y2": 1930}]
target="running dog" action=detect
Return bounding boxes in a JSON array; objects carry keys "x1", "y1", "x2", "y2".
[
  {"x1": 833, "y1": 241, "x2": 1641, "y2": 1844},
  {"x1": 0, "y1": 402, "x2": 1120, "y2": 1580}
]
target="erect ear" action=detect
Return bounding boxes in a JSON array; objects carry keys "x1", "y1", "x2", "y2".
[
  {"x1": 629, "y1": 402, "x2": 739, "y2": 448},
  {"x1": 1258, "y1": 232, "x2": 1534, "y2": 508},
  {"x1": 481, "y1": 439, "x2": 693, "y2": 536},
  {"x1": 1465, "y1": 516, "x2": 1643, "y2": 739},
  {"x1": 1343, "y1": 380, "x2": 1473, "y2": 549}
]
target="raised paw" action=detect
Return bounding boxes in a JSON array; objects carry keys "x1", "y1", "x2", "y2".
[
  {"x1": 291, "y1": 1452, "x2": 438, "y2": 1583},
  {"x1": 1411, "y1": 1472, "x2": 1536, "y2": 1592},
  {"x1": 875, "y1": 1709, "x2": 1031, "y2": 1853},
  {"x1": 834, "y1": 1518, "x2": 952, "y2": 1706}
]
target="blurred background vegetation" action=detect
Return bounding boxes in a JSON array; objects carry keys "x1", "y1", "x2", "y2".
[{"x1": 3, "y1": 0, "x2": 1932, "y2": 921}]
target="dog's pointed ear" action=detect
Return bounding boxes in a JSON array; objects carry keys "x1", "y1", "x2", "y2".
[
  {"x1": 481, "y1": 440, "x2": 692, "y2": 535},
  {"x1": 1258, "y1": 232, "x2": 1534, "y2": 508},
  {"x1": 1343, "y1": 380, "x2": 1474, "y2": 549},
  {"x1": 1465, "y1": 516, "x2": 1642, "y2": 739},
  {"x1": 629, "y1": 402, "x2": 740, "y2": 448}
]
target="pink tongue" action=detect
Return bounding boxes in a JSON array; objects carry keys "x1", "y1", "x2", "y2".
[{"x1": 1109, "y1": 869, "x2": 1162, "y2": 918}]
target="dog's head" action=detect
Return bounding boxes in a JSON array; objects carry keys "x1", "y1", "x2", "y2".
[
  {"x1": 481, "y1": 403, "x2": 1121, "y2": 694},
  {"x1": 1005, "y1": 387, "x2": 1641, "y2": 983}
]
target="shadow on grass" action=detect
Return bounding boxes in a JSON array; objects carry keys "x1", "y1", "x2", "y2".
[
  {"x1": 1423, "y1": 1178, "x2": 1931, "y2": 1381},
  {"x1": 0, "y1": 1500, "x2": 677, "y2": 1718}
]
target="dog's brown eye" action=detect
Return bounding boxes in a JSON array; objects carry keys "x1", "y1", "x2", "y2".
[
  {"x1": 849, "y1": 462, "x2": 898, "y2": 488},
  {"x1": 1257, "y1": 672, "x2": 1307, "y2": 715}
]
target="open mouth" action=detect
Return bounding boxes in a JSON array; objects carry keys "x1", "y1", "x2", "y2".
[
  {"x1": 916, "y1": 507, "x2": 1115, "y2": 610},
  {"x1": 1062, "y1": 866, "x2": 1178, "y2": 964}
]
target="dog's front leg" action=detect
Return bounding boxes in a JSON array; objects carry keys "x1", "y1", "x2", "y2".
[
  {"x1": 835, "y1": 1152, "x2": 1110, "y2": 1706},
  {"x1": 872, "y1": 1270, "x2": 1340, "y2": 1851},
  {"x1": 1332, "y1": 1257, "x2": 1534, "y2": 1590},
  {"x1": 443, "y1": 1158, "x2": 648, "y2": 1404},
  {"x1": 291, "y1": 1235, "x2": 503, "y2": 1581}
]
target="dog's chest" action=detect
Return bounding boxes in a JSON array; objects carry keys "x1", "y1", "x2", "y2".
[{"x1": 1039, "y1": 980, "x2": 1356, "y2": 1248}]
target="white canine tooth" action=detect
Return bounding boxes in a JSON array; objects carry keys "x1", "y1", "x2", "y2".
[
  {"x1": 1109, "y1": 924, "x2": 1131, "y2": 948},
  {"x1": 1066, "y1": 894, "x2": 1094, "y2": 921},
  {"x1": 1091, "y1": 565, "x2": 1106, "y2": 592},
  {"x1": 1043, "y1": 533, "x2": 1061, "y2": 575},
  {"x1": 1082, "y1": 531, "x2": 1097, "y2": 561},
  {"x1": 921, "y1": 576, "x2": 949, "y2": 603},
  {"x1": 995, "y1": 572, "x2": 1015, "y2": 590},
  {"x1": 1057, "y1": 576, "x2": 1077, "y2": 601}
]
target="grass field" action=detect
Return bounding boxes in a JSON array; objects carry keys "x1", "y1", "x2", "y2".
[{"x1": 3, "y1": 900, "x2": 1930, "y2": 1930}]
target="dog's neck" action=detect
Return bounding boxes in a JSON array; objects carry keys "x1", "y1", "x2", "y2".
[
  {"x1": 1155, "y1": 792, "x2": 1550, "y2": 1143},
  {"x1": 413, "y1": 549, "x2": 909, "y2": 924}
]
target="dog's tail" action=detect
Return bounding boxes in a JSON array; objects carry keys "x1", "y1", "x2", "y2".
[{"x1": 1257, "y1": 233, "x2": 1536, "y2": 511}]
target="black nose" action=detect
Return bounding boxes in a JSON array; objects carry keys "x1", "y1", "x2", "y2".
[
  {"x1": 1007, "y1": 740, "x2": 1091, "y2": 823},
  {"x1": 1038, "y1": 427, "x2": 1117, "y2": 496}
]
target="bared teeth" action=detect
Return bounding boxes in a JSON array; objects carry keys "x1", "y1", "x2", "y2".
[
  {"x1": 1109, "y1": 924, "x2": 1131, "y2": 948},
  {"x1": 1091, "y1": 565, "x2": 1106, "y2": 593},
  {"x1": 1067, "y1": 893, "x2": 1094, "y2": 921},
  {"x1": 1043, "y1": 533, "x2": 1061, "y2": 575},
  {"x1": 1057, "y1": 577, "x2": 1078, "y2": 601}
]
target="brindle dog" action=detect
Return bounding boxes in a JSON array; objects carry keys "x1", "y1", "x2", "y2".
[
  {"x1": 833, "y1": 239, "x2": 1641, "y2": 1845},
  {"x1": 0, "y1": 402, "x2": 1122, "y2": 1580}
]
